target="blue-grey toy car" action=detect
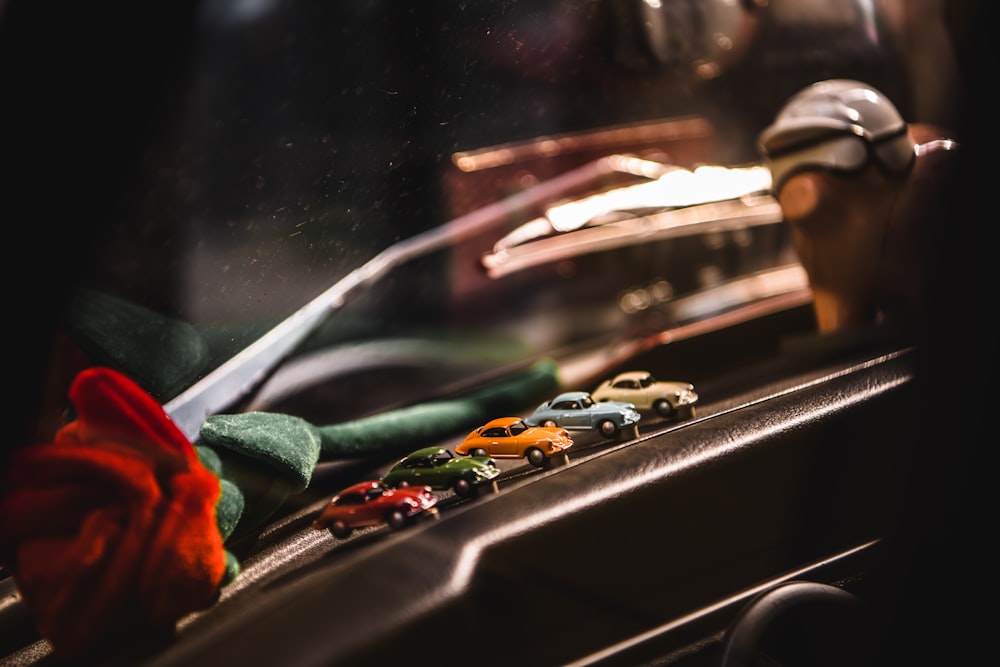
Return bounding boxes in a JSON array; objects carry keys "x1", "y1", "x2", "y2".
[{"x1": 525, "y1": 391, "x2": 640, "y2": 439}]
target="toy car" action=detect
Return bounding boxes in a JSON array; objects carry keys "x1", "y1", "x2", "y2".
[
  {"x1": 591, "y1": 370, "x2": 698, "y2": 420},
  {"x1": 454, "y1": 416, "x2": 573, "y2": 468},
  {"x1": 312, "y1": 480, "x2": 438, "y2": 539},
  {"x1": 525, "y1": 391, "x2": 640, "y2": 439},
  {"x1": 381, "y1": 446, "x2": 501, "y2": 498}
]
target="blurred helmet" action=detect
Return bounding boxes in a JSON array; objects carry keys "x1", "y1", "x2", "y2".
[{"x1": 757, "y1": 79, "x2": 916, "y2": 194}]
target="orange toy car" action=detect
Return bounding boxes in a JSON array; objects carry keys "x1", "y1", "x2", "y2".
[{"x1": 455, "y1": 416, "x2": 573, "y2": 468}]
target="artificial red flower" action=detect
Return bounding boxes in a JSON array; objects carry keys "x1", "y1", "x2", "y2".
[{"x1": 0, "y1": 367, "x2": 227, "y2": 660}]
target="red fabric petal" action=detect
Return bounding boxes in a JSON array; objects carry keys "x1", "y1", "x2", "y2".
[
  {"x1": 67, "y1": 367, "x2": 196, "y2": 466},
  {"x1": 140, "y1": 469, "x2": 224, "y2": 624},
  {"x1": 0, "y1": 367, "x2": 227, "y2": 660}
]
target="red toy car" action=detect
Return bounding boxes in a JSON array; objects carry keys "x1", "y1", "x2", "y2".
[{"x1": 312, "y1": 480, "x2": 438, "y2": 539}]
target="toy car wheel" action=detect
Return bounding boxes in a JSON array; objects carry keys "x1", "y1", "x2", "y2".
[
  {"x1": 330, "y1": 521, "x2": 351, "y2": 539},
  {"x1": 542, "y1": 419, "x2": 557, "y2": 428},
  {"x1": 598, "y1": 419, "x2": 620, "y2": 439},
  {"x1": 452, "y1": 477, "x2": 474, "y2": 498},
  {"x1": 385, "y1": 509, "x2": 408, "y2": 531},
  {"x1": 525, "y1": 447, "x2": 547, "y2": 468},
  {"x1": 471, "y1": 448, "x2": 488, "y2": 457},
  {"x1": 654, "y1": 399, "x2": 674, "y2": 419}
]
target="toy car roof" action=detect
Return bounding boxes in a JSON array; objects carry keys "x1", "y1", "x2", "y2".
[
  {"x1": 548, "y1": 391, "x2": 591, "y2": 402},
  {"x1": 479, "y1": 416, "x2": 526, "y2": 428},
  {"x1": 399, "y1": 446, "x2": 449, "y2": 460},
  {"x1": 336, "y1": 480, "x2": 385, "y2": 496},
  {"x1": 608, "y1": 370, "x2": 651, "y2": 381}
]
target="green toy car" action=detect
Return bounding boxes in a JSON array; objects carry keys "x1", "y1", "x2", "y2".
[{"x1": 381, "y1": 446, "x2": 501, "y2": 498}]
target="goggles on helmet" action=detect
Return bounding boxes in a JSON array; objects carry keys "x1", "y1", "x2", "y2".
[{"x1": 764, "y1": 125, "x2": 912, "y2": 195}]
